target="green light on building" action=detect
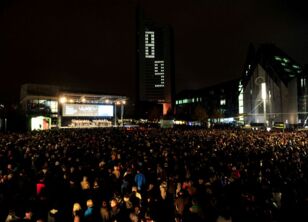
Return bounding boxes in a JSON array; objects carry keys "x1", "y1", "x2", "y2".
[
  {"x1": 292, "y1": 64, "x2": 300, "y2": 69},
  {"x1": 274, "y1": 56, "x2": 281, "y2": 61},
  {"x1": 284, "y1": 68, "x2": 291, "y2": 72},
  {"x1": 283, "y1": 58, "x2": 290, "y2": 63}
]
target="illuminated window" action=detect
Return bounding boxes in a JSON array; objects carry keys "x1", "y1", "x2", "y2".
[
  {"x1": 192, "y1": 98, "x2": 195, "y2": 103},
  {"x1": 301, "y1": 78, "x2": 306, "y2": 88},
  {"x1": 284, "y1": 68, "x2": 291, "y2": 72},
  {"x1": 238, "y1": 82, "x2": 244, "y2": 123},
  {"x1": 292, "y1": 64, "x2": 300, "y2": 69},
  {"x1": 145, "y1": 31, "x2": 155, "y2": 58},
  {"x1": 283, "y1": 58, "x2": 290, "y2": 63},
  {"x1": 154, "y1": 60, "x2": 165, "y2": 88},
  {"x1": 176, "y1": 101, "x2": 179, "y2": 105},
  {"x1": 50, "y1": 101, "x2": 58, "y2": 113},
  {"x1": 281, "y1": 62, "x2": 286, "y2": 66},
  {"x1": 274, "y1": 56, "x2": 281, "y2": 61},
  {"x1": 155, "y1": 84, "x2": 164, "y2": 88},
  {"x1": 220, "y1": 99, "x2": 226, "y2": 106},
  {"x1": 183, "y1": 99, "x2": 191, "y2": 104}
]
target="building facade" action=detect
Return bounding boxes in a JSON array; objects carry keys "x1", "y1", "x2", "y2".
[
  {"x1": 137, "y1": 8, "x2": 174, "y2": 117},
  {"x1": 241, "y1": 44, "x2": 307, "y2": 127},
  {"x1": 20, "y1": 84, "x2": 127, "y2": 130},
  {"x1": 175, "y1": 79, "x2": 240, "y2": 124},
  {"x1": 175, "y1": 44, "x2": 308, "y2": 128}
]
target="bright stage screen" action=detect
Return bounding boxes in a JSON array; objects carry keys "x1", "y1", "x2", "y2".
[{"x1": 63, "y1": 104, "x2": 114, "y2": 117}]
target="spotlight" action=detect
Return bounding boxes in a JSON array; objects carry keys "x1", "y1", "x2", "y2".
[{"x1": 59, "y1": 97, "x2": 67, "y2": 104}]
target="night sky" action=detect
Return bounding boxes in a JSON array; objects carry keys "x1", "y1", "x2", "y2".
[{"x1": 0, "y1": 0, "x2": 307, "y2": 102}]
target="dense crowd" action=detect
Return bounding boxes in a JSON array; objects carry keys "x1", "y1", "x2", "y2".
[{"x1": 0, "y1": 128, "x2": 308, "y2": 222}]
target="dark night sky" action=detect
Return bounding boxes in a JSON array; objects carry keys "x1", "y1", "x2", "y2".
[{"x1": 0, "y1": 0, "x2": 307, "y2": 102}]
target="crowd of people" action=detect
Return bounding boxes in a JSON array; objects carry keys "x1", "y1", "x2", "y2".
[
  {"x1": 69, "y1": 119, "x2": 112, "y2": 128},
  {"x1": 0, "y1": 127, "x2": 308, "y2": 222}
]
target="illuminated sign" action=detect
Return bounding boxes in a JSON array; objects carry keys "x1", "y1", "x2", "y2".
[
  {"x1": 154, "y1": 60, "x2": 165, "y2": 88},
  {"x1": 31, "y1": 116, "x2": 51, "y2": 131},
  {"x1": 63, "y1": 104, "x2": 114, "y2": 117},
  {"x1": 145, "y1": 31, "x2": 155, "y2": 58}
]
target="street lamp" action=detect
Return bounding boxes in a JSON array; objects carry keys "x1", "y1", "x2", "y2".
[
  {"x1": 120, "y1": 100, "x2": 126, "y2": 126},
  {"x1": 114, "y1": 100, "x2": 126, "y2": 127},
  {"x1": 59, "y1": 97, "x2": 67, "y2": 104}
]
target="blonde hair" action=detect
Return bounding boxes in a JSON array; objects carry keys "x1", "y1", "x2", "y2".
[{"x1": 73, "y1": 203, "x2": 82, "y2": 213}]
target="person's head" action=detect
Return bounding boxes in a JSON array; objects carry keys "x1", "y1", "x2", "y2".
[
  {"x1": 132, "y1": 186, "x2": 138, "y2": 193},
  {"x1": 73, "y1": 203, "x2": 81, "y2": 214},
  {"x1": 124, "y1": 194, "x2": 130, "y2": 202},
  {"x1": 148, "y1": 183, "x2": 154, "y2": 190},
  {"x1": 110, "y1": 199, "x2": 118, "y2": 208},
  {"x1": 24, "y1": 210, "x2": 33, "y2": 219},
  {"x1": 102, "y1": 200, "x2": 108, "y2": 208},
  {"x1": 111, "y1": 153, "x2": 116, "y2": 160},
  {"x1": 86, "y1": 199, "x2": 93, "y2": 208},
  {"x1": 160, "y1": 181, "x2": 167, "y2": 191},
  {"x1": 93, "y1": 179, "x2": 99, "y2": 189},
  {"x1": 129, "y1": 212, "x2": 138, "y2": 222}
]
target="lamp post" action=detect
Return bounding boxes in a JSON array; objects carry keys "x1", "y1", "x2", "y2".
[
  {"x1": 58, "y1": 96, "x2": 67, "y2": 128},
  {"x1": 114, "y1": 101, "x2": 117, "y2": 127},
  {"x1": 114, "y1": 99, "x2": 126, "y2": 127},
  {"x1": 120, "y1": 100, "x2": 126, "y2": 126}
]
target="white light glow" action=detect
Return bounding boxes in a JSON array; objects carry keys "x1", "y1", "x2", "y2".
[
  {"x1": 220, "y1": 99, "x2": 226, "y2": 106},
  {"x1": 59, "y1": 97, "x2": 67, "y2": 104},
  {"x1": 261, "y1": 82, "x2": 266, "y2": 100},
  {"x1": 145, "y1": 31, "x2": 155, "y2": 58},
  {"x1": 63, "y1": 104, "x2": 114, "y2": 117},
  {"x1": 154, "y1": 60, "x2": 165, "y2": 88}
]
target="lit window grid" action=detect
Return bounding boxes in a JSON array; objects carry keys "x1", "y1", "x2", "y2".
[
  {"x1": 155, "y1": 84, "x2": 164, "y2": 88},
  {"x1": 145, "y1": 31, "x2": 155, "y2": 58},
  {"x1": 154, "y1": 60, "x2": 164, "y2": 64}
]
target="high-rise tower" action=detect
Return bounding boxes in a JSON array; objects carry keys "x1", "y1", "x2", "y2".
[{"x1": 136, "y1": 8, "x2": 174, "y2": 118}]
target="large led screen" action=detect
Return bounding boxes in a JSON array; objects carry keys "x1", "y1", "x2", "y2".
[{"x1": 63, "y1": 104, "x2": 114, "y2": 117}]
